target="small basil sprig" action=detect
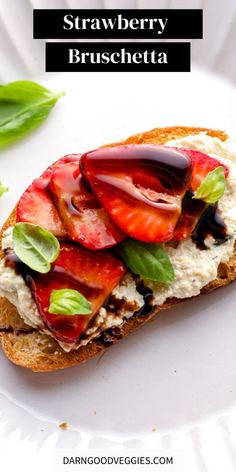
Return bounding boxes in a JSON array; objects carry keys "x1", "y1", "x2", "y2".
[
  {"x1": 193, "y1": 166, "x2": 226, "y2": 204},
  {"x1": 48, "y1": 289, "x2": 92, "y2": 316},
  {"x1": 0, "y1": 180, "x2": 8, "y2": 198},
  {"x1": 120, "y1": 240, "x2": 175, "y2": 284},
  {"x1": 0, "y1": 81, "x2": 64, "y2": 148},
  {"x1": 12, "y1": 222, "x2": 60, "y2": 273}
]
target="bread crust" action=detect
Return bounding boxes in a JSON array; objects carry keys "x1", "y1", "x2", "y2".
[{"x1": 0, "y1": 126, "x2": 235, "y2": 372}]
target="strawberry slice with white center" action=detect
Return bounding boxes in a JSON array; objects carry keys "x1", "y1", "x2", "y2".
[
  {"x1": 17, "y1": 155, "x2": 80, "y2": 237},
  {"x1": 49, "y1": 161, "x2": 125, "y2": 250},
  {"x1": 173, "y1": 148, "x2": 229, "y2": 240},
  {"x1": 27, "y1": 243, "x2": 126, "y2": 344},
  {"x1": 80, "y1": 145, "x2": 192, "y2": 243}
]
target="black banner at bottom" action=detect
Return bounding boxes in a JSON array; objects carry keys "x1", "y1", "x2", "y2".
[{"x1": 45, "y1": 42, "x2": 191, "y2": 72}]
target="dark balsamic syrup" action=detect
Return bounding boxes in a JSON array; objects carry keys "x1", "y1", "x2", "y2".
[
  {"x1": 192, "y1": 204, "x2": 228, "y2": 249},
  {"x1": 98, "y1": 283, "x2": 154, "y2": 347},
  {"x1": 133, "y1": 283, "x2": 154, "y2": 318},
  {"x1": 176, "y1": 190, "x2": 207, "y2": 235},
  {"x1": 98, "y1": 327, "x2": 122, "y2": 347}
]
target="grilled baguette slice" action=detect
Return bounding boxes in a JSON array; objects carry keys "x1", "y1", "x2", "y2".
[{"x1": 0, "y1": 126, "x2": 235, "y2": 372}]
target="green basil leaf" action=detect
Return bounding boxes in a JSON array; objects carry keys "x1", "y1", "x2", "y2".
[
  {"x1": 12, "y1": 222, "x2": 60, "y2": 274},
  {"x1": 120, "y1": 240, "x2": 175, "y2": 284},
  {"x1": 0, "y1": 180, "x2": 8, "y2": 198},
  {"x1": 48, "y1": 289, "x2": 92, "y2": 316},
  {"x1": 0, "y1": 81, "x2": 64, "y2": 148},
  {"x1": 193, "y1": 166, "x2": 226, "y2": 204}
]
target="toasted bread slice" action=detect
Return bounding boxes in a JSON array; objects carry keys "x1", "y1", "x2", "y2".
[{"x1": 0, "y1": 126, "x2": 235, "y2": 372}]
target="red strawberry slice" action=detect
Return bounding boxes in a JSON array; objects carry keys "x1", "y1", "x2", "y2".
[
  {"x1": 173, "y1": 148, "x2": 229, "y2": 240},
  {"x1": 49, "y1": 161, "x2": 125, "y2": 250},
  {"x1": 180, "y1": 149, "x2": 229, "y2": 192},
  {"x1": 17, "y1": 155, "x2": 80, "y2": 237},
  {"x1": 28, "y1": 243, "x2": 126, "y2": 344},
  {"x1": 80, "y1": 145, "x2": 192, "y2": 243}
]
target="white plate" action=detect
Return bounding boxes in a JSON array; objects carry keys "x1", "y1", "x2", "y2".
[{"x1": 1, "y1": 69, "x2": 236, "y2": 470}]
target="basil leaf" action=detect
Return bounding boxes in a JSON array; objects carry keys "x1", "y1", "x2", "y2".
[
  {"x1": 120, "y1": 240, "x2": 175, "y2": 284},
  {"x1": 12, "y1": 223, "x2": 60, "y2": 274},
  {"x1": 48, "y1": 289, "x2": 92, "y2": 316},
  {"x1": 0, "y1": 180, "x2": 8, "y2": 198},
  {"x1": 0, "y1": 81, "x2": 64, "y2": 148},
  {"x1": 193, "y1": 166, "x2": 226, "y2": 204}
]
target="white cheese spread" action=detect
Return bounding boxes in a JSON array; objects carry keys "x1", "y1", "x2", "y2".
[
  {"x1": 0, "y1": 259, "x2": 43, "y2": 329},
  {"x1": 1, "y1": 132, "x2": 236, "y2": 352},
  {"x1": 167, "y1": 132, "x2": 236, "y2": 164}
]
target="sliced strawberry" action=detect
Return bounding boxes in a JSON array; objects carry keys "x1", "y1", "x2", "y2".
[
  {"x1": 17, "y1": 155, "x2": 80, "y2": 237},
  {"x1": 80, "y1": 145, "x2": 192, "y2": 243},
  {"x1": 28, "y1": 243, "x2": 126, "y2": 344},
  {"x1": 180, "y1": 149, "x2": 229, "y2": 192},
  {"x1": 173, "y1": 148, "x2": 229, "y2": 240},
  {"x1": 49, "y1": 161, "x2": 125, "y2": 250}
]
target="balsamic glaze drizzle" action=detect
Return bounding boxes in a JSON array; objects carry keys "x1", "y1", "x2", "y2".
[{"x1": 191, "y1": 203, "x2": 228, "y2": 249}]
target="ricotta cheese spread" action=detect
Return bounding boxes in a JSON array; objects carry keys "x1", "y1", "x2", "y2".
[
  {"x1": 0, "y1": 259, "x2": 43, "y2": 329},
  {"x1": 1, "y1": 132, "x2": 236, "y2": 352}
]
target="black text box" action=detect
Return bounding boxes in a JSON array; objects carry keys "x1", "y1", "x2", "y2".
[
  {"x1": 45, "y1": 42, "x2": 191, "y2": 72},
  {"x1": 34, "y1": 9, "x2": 202, "y2": 39}
]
